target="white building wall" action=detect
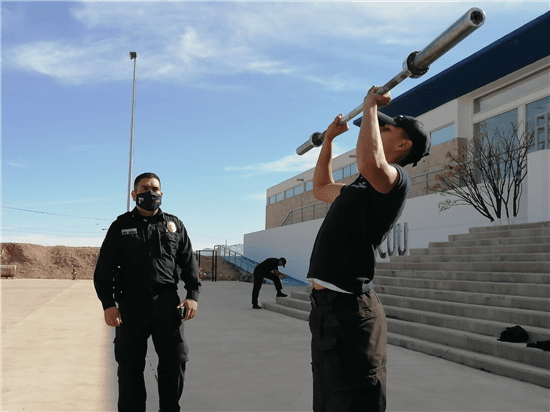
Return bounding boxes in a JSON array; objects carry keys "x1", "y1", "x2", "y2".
[
  {"x1": 244, "y1": 219, "x2": 322, "y2": 282},
  {"x1": 416, "y1": 100, "x2": 458, "y2": 136},
  {"x1": 528, "y1": 149, "x2": 550, "y2": 223}
]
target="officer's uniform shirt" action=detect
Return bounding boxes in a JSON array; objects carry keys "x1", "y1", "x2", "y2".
[{"x1": 94, "y1": 208, "x2": 200, "y2": 310}]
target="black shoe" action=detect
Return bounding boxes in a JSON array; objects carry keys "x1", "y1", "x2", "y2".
[
  {"x1": 252, "y1": 304, "x2": 262, "y2": 309},
  {"x1": 276, "y1": 292, "x2": 288, "y2": 298}
]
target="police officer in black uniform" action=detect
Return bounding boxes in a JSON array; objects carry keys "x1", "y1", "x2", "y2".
[{"x1": 94, "y1": 172, "x2": 200, "y2": 412}]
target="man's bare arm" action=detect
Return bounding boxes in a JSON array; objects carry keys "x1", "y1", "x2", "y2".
[
  {"x1": 312, "y1": 115, "x2": 349, "y2": 204},
  {"x1": 356, "y1": 87, "x2": 399, "y2": 194}
]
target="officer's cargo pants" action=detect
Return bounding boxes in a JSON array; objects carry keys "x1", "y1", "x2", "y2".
[{"x1": 114, "y1": 289, "x2": 188, "y2": 412}]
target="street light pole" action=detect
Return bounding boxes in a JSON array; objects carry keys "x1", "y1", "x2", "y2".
[{"x1": 126, "y1": 52, "x2": 137, "y2": 211}]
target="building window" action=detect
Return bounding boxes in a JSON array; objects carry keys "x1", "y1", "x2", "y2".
[
  {"x1": 269, "y1": 196, "x2": 276, "y2": 205},
  {"x1": 474, "y1": 109, "x2": 518, "y2": 182},
  {"x1": 350, "y1": 163, "x2": 358, "y2": 175},
  {"x1": 474, "y1": 109, "x2": 518, "y2": 142},
  {"x1": 285, "y1": 188, "x2": 294, "y2": 199},
  {"x1": 430, "y1": 124, "x2": 455, "y2": 146},
  {"x1": 344, "y1": 165, "x2": 351, "y2": 179},
  {"x1": 305, "y1": 181, "x2": 313, "y2": 191},
  {"x1": 295, "y1": 185, "x2": 303, "y2": 195},
  {"x1": 526, "y1": 96, "x2": 550, "y2": 152},
  {"x1": 474, "y1": 69, "x2": 549, "y2": 114},
  {"x1": 276, "y1": 193, "x2": 283, "y2": 202},
  {"x1": 333, "y1": 169, "x2": 343, "y2": 181}
]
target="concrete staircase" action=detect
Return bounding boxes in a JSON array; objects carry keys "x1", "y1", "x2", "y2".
[{"x1": 262, "y1": 221, "x2": 550, "y2": 388}]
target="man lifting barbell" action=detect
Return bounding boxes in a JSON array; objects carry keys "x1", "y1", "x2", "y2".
[{"x1": 307, "y1": 86, "x2": 430, "y2": 411}]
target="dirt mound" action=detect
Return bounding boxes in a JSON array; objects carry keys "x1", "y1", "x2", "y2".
[
  {"x1": 194, "y1": 255, "x2": 243, "y2": 281},
  {"x1": 0, "y1": 243, "x2": 243, "y2": 281},
  {"x1": 1, "y1": 243, "x2": 100, "y2": 279}
]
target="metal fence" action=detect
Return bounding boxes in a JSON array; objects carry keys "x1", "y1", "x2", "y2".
[{"x1": 195, "y1": 250, "x2": 218, "y2": 282}]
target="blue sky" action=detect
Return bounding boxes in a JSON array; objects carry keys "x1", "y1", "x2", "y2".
[{"x1": 2, "y1": 1, "x2": 549, "y2": 251}]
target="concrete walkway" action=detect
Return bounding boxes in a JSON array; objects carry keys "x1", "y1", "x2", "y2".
[{"x1": 2, "y1": 279, "x2": 548, "y2": 411}]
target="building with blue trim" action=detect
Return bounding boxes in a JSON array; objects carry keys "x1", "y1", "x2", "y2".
[{"x1": 245, "y1": 11, "x2": 550, "y2": 283}]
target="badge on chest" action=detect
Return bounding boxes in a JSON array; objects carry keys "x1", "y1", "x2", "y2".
[{"x1": 121, "y1": 228, "x2": 138, "y2": 236}]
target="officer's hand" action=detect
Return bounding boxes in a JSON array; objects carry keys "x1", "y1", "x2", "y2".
[
  {"x1": 178, "y1": 299, "x2": 198, "y2": 321},
  {"x1": 104, "y1": 307, "x2": 122, "y2": 327}
]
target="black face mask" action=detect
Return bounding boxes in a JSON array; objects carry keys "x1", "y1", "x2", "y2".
[{"x1": 136, "y1": 190, "x2": 162, "y2": 211}]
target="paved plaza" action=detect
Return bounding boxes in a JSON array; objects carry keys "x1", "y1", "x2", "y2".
[{"x1": 2, "y1": 279, "x2": 548, "y2": 411}]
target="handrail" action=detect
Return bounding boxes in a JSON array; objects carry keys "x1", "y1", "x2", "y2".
[
  {"x1": 282, "y1": 201, "x2": 331, "y2": 226},
  {"x1": 280, "y1": 168, "x2": 447, "y2": 226},
  {"x1": 214, "y1": 245, "x2": 308, "y2": 286}
]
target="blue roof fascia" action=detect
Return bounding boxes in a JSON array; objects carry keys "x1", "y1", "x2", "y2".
[{"x1": 353, "y1": 11, "x2": 550, "y2": 127}]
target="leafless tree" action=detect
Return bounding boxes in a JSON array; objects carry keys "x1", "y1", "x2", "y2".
[{"x1": 429, "y1": 123, "x2": 535, "y2": 222}]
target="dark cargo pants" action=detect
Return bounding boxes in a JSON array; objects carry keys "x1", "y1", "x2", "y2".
[
  {"x1": 114, "y1": 289, "x2": 188, "y2": 412},
  {"x1": 251, "y1": 270, "x2": 283, "y2": 306},
  {"x1": 309, "y1": 288, "x2": 387, "y2": 412}
]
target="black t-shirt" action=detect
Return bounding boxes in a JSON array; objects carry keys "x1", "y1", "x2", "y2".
[
  {"x1": 307, "y1": 166, "x2": 410, "y2": 293},
  {"x1": 254, "y1": 257, "x2": 280, "y2": 274}
]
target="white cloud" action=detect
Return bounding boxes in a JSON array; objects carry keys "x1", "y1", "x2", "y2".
[
  {"x1": 225, "y1": 141, "x2": 349, "y2": 177},
  {"x1": 7, "y1": 2, "x2": 544, "y2": 89},
  {"x1": 6, "y1": 40, "x2": 126, "y2": 85},
  {"x1": 248, "y1": 192, "x2": 268, "y2": 203},
  {"x1": 6, "y1": 161, "x2": 26, "y2": 168}
]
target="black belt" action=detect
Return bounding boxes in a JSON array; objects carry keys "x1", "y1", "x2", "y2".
[
  {"x1": 119, "y1": 282, "x2": 177, "y2": 299},
  {"x1": 309, "y1": 282, "x2": 374, "y2": 308}
]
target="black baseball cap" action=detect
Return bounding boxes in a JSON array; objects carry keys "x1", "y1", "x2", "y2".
[
  {"x1": 377, "y1": 112, "x2": 431, "y2": 167},
  {"x1": 279, "y1": 258, "x2": 286, "y2": 267}
]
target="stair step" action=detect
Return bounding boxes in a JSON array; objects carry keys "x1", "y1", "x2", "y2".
[
  {"x1": 260, "y1": 301, "x2": 550, "y2": 388},
  {"x1": 410, "y1": 244, "x2": 550, "y2": 256},
  {"x1": 384, "y1": 305, "x2": 550, "y2": 342},
  {"x1": 449, "y1": 227, "x2": 550, "y2": 241},
  {"x1": 261, "y1": 301, "x2": 310, "y2": 321},
  {"x1": 379, "y1": 294, "x2": 550, "y2": 328},
  {"x1": 469, "y1": 222, "x2": 550, "y2": 232},
  {"x1": 392, "y1": 253, "x2": 550, "y2": 263},
  {"x1": 290, "y1": 290, "x2": 311, "y2": 302},
  {"x1": 375, "y1": 269, "x2": 550, "y2": 284},
  {"x1": 275, "y1": 296, "x2": 311, "y2": 312},
  {"x1": 375, "y1": 279, "x2": 550, "y2": 305},
  {"x1": 429, "y1": 235, "x2": 550, "y2": 248},
  {"x1": 387, "y1": 319, "x2": 550, "y2": 369},
  {"x1": 376, "y1": 261, "x2": 550, "y2": 274},
  {"x1": 388, "y1": 332, "x2": 550, "y2": 388},
  {"x1": 260, "y1": 222, "x2": 550, "y2": 388}
]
